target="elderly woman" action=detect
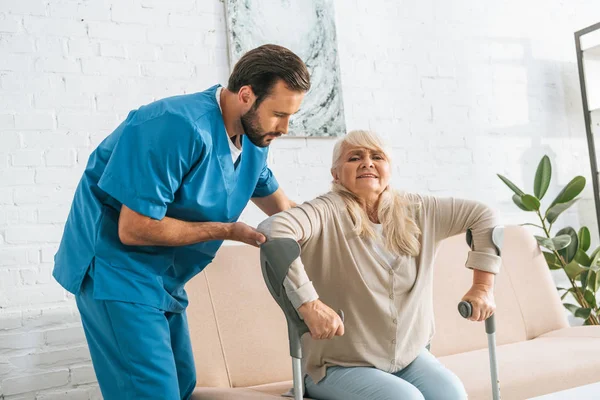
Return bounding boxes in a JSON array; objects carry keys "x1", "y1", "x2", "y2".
[{"x1": 257, "y1": 130, "x2": 501, "y2": 400}]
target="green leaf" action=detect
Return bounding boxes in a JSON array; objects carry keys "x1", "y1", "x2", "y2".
[
  {"x1": 553, "y1": 235, "x2": 573, "y2": 251},
  {"x1": 534, "y1": 155, "x2": 552, "y2": 199},
  {"x1": 564, "y1": 261, "x2": 587, "y2": 280},
  {"x1": 584, "y1": 289, "x2": 596, "y2": 306},
  {"x1": 575, "y1": 249, "x2": 592, "y2": 267},
  {"x1": 579, "y1": 227, "x2": 591, "y2": 251},
  {"x1": 550, "y1": 176, "x2": 586, "y2": 208},
  {"x1": 535, "y1": 235, "x2": 571, "y2": 251},
  {"x1": 563, "y1": 303, "x2": 592, "y2": 319},
  {"x1": 557, "y1": 227, "x2": 578, "y2": 264},
  {"x1": 543, "y1": 251, "x2": 562, "y2": 270},
  {"x1": 596, "y1": 272, "x2": 600, "y2": 294},
  {"x1": 546, "y1": 198, "x2": 580, "y2": 224},
  {"x1": 520, "y1": 194, "x2": 541, "y2": 211},
  {"x1": 586, "y1": 272, "x2": 598, "y2": 295},
  {"x1": 559, "y1": 287, "x2": 577, "y2": 300},
  {"x1": 512, "y1": 194, "x2": 531, "y2": 211},
  {"x1": 498, "y1": 174, "x2": 525, "y2": 196},
  {"x1": 581, "y1": 270, "x2": 589, "y2": 289},
  {"x1": 591, "y1": 248, "x2": 600, "y2": 271},
  {"x1": 591, "y1": 246, "x2": 600, "y2": 261},
  {"x1": 563, "y1": 303, "x2": 580, "y2": 314},
  {"x1": 535, "y1": 236, "x2": 552, "y2": 250},
  {"x1": 576, "y1": 308, "x2": 592, "y2": 319}
]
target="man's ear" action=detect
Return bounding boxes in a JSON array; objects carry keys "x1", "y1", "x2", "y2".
[{"x1": 238, "y1": 85, "x2": 256, "y2": 107}]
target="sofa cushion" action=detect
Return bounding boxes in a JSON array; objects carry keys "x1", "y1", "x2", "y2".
[
  {"x1": 438, "y1": 326, "x2": 600, "y2": 400},
  {"x1": 192, "y1": 381, "x2": 312, "y2": 399},
  {"x1": 202, "y1": 244, "x2": 292, "y2": 388},
  {"x1": 192, "y1": 326, "x2": 600, "y2": 399},
  {"x1": 186, "y1": 272, "x2": 231, "y2": 387}
]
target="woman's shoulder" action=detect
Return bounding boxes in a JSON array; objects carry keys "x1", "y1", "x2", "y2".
[
  {"x1": 319, "y1": 191, "x2": 346, "y2": 208},
  {"x1": 400, "y1": 191, "x2": 422, "y2": 202},
  {"x1": 299, "y1": 191, "x2": 346, "y2": 215},
  {"x1": 394, "y1": 191, "x2": 428, "y2": 210}
]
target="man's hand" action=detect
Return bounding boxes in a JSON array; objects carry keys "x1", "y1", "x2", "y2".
[
  {"x1": 461, "y1": 283, "x2": 496, "y2": 322},
  {"x1": 228, "y1": 222, "x2": 266, "y2": 247},
  {"x1": 298, "y1": 299, "x2": 345, "y2": 340}
]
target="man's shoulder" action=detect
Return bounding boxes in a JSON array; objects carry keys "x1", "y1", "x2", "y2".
[{"x1": 131, "y1": 85, "x2": 221, "y2": 127}]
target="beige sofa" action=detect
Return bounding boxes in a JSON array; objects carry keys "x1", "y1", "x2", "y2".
[{"x1": 188, "y1": 226, "x2": 600, "y2": 399}]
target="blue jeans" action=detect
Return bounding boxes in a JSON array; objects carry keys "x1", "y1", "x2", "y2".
[{"x1": 305, "y1": 349, "x2": 467, "y2": 400}]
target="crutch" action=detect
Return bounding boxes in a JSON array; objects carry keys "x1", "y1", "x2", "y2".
[
  {"x1": 458, "y1": 226, "x2": 504, "y2": 400},
  {"x1": 260, "y1": 238, "x2": 344, "y2": 400}
]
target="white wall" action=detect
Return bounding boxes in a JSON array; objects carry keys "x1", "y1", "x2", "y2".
[{"x1": 0, "y1": 0, "x2": 599, "y2": 398}]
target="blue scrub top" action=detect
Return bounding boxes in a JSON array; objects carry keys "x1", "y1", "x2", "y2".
[{"x1": 53, "y1": 85, "x2": 279, "y2": 312}]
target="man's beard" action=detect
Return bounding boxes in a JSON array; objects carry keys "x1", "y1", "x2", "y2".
[{"x1": 240, "y1": 105, "x2": 282, "y2": 148}]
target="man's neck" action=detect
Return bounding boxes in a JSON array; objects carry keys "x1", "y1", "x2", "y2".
[
  {"x1": 220, "y1": 88, "x2": 245, "y2": 142},
  {"x1": 229, "y1": 134, "x2": 242, "y2": 149}
]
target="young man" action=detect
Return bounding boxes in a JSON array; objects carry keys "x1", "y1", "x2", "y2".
[{"x1": 53, "y1": 44, "x2": 310, "y2": 400}]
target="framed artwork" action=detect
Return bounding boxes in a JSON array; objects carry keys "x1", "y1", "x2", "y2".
[{"x1": 225, "y1": 0, "x2": 346, "y2": 138}]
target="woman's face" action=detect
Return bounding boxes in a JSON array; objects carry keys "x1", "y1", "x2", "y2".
[{"x1": 333, "y1": 146, "x2": 391, "y2": 200}]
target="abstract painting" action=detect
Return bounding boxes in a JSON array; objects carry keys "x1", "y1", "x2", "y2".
[{"x1": 225, "y1": 0, "x2": 346, "y2": 137}]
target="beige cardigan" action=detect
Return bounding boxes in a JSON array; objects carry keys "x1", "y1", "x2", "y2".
[{"x1": 257, "y1": 191, "x2": 501, "y2": 384}]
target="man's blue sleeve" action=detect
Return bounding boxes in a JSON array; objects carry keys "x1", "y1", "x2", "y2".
[
  {"x1": 98, "y1": 113, "x2": 203, "y2": 220},
  {"x1": 252, "y1": 161, "x2": 279, "y2": 198}
]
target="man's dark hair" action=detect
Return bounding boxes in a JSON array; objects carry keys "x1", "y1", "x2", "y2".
[{"x1": 228, "y1": 44, "x2": 311, "y2": 106}]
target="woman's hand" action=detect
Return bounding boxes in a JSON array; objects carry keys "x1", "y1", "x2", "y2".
[
  {"x1": 461, "y1": 283, "x2": 496, "y2": 322},
  {"x1": 298, "y1": 299, "x2": 345, "y2": 340}
]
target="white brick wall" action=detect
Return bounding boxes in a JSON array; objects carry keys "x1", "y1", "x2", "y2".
[{"x1": 0, "y1": 0, "x2": 599, "y2": 398}]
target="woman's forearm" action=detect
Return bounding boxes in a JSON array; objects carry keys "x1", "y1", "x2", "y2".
[{"x1": 472, "y1": 269, "x2": 495, "y2": 289}]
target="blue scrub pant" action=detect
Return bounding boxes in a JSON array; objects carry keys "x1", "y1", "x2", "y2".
[
  {"x1": 305, "y1": 348, "x2": 467, "y2": 400},
  {"x1": 76, "y1": 270, "x2": 196, "y2": 400}
]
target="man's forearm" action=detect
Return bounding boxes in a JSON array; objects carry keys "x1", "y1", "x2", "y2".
[
  {"x1": 252, "y1": 188, "x2": 296, "y2": 216},
  {"x1": 119, "y1": 211, "x2": 231, "y2": 247}
]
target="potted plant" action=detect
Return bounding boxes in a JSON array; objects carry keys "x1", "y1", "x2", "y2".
[{"x1": 498, "y1": 155, "x2": 600, "y2": 325}]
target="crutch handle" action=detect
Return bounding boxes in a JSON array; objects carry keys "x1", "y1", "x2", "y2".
[
  {"x1": 458, "y1": 300, "x2": 496, "y2": 334},
  {"x1": 458, "y1": 300, "x2": 473, "y2": 319}
]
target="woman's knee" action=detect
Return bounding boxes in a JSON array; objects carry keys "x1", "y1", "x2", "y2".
[
  {"x1": 426, "y1": 372, "x2": 467, "y2": 400},
  {"x1": 305, "y1": 367, "x2": 426, "y2": 400},
  {"x1": 402, "y1": 385, "x2": 426, "y2": 400}
]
